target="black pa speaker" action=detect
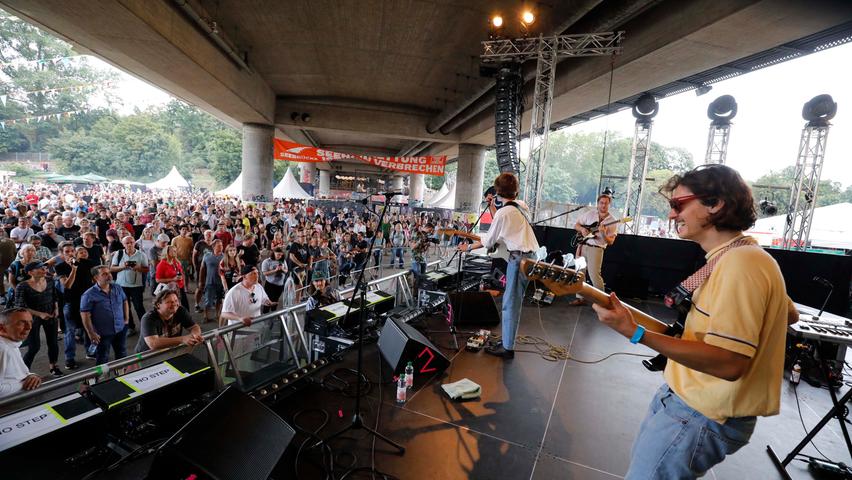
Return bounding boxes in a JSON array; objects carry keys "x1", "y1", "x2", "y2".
[
  {"x1": 378, "y1": 317, "x2": 450, "y2": 379},
  {"x1": 450, "y1": 291, "x2": 501, "y2": 326},
  {"x1": 147, "y1": 387, "x2": 294, "y2": 480}
]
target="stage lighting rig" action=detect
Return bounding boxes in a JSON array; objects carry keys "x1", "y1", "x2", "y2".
[
  {"x1": 520, "y1": 10, "x2": 535, "y2": 37},
  {"x1": 705, "y1": 95, "x2": 738, "y2": 164},
  {"x1": 695, "y1": 84, "x2": 713, "y2": 96},
  {"x1": 489, "y1": 15, "x2": 504, "y2": 40}
]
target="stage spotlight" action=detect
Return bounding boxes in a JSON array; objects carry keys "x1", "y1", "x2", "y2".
[
  {"x1": 695, "y1": 85, "x2": 713, "y2": 96},
  {"x1": 759, "y1": 198, "x2": 777, "y2": 215},
  {"x1": 489, "y1": 14, "x2": 504, "y2": 40},
  {"x1": 521, "y1": 11, "x2": 535, "y2": 25},
  {"x1": 491, "y1": 15, "x2": 503, "y2": 28}
]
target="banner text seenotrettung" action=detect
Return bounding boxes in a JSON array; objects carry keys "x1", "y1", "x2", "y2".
[{"x1": 273, "y1": 139, "x2": 445, "y2": 176}]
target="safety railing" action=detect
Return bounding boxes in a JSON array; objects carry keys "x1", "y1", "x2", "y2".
[{"x1": 0, "y1": 257, "x2": 448, "y2": 413}]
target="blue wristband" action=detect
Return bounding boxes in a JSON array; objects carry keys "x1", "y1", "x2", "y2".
[{"x1": 629, "y1": 325, "x2": 646, "y2": 344}]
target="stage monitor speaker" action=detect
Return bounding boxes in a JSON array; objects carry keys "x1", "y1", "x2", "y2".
[
  {"x1": 378, "y1": 316, "x2": 450, "y2": 378},
  {"x1": 450, "y1": 291, "x2": 501, "y2": 326},
  {"x1": 147, "y1": 387, "x2": 294, "y2": 480}
]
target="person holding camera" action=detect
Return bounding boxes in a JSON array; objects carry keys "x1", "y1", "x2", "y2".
[
  {"x1": 111, "y1": 235, "x2": 149, "y2": 336},
  {"x1": 50, "y1": 243, "x2": 97, "y2": 369},
  {"x1": 261, "y1": 247, "x2": 288, "y2": 310}
]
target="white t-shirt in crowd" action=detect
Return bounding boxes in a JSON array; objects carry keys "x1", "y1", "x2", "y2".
[{"x1": 222, "y1": 282, "x2": 269, "y2": 326}]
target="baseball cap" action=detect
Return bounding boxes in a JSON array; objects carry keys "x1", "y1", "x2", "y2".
[{"x1": 24, "y1": 261, "x2": 46, "y2": 273}]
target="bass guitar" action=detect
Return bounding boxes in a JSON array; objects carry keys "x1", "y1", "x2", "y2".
[
  {"x1": 437, "y1": 229, "x2": 512, "y2": 261},
  {"x1": 572, "y1": 217, "x2": 632, "y2": 248},
  {"x1": 519, "y1": 258, "x2": 670, "y2": 334}
]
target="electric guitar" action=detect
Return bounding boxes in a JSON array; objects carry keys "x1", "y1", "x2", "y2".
[
  {"x1": 437, "y1": 229, "x2": 512, "y2": 261},
  {"x1": 520, "y1": 258, "x2": 670, "y2": 334},
  {"x1": 572, "y1": 217, "x2": 632, "y2": 248}
]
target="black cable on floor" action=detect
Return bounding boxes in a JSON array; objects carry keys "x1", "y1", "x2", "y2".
[{"x1": 793, "y1": 383, "x2": 834, "y2": 462}]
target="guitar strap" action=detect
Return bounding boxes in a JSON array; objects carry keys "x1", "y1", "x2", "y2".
[{"x1": 664, "y1": 237, "x2": 755, "y2": 313}]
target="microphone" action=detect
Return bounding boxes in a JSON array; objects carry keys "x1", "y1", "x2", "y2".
[{"x1": 812, "y1": 276, "x2": 833, "y2": 289}]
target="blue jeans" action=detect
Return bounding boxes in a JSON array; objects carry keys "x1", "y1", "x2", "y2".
[
  {"x1": 501, "y1": 252, "x2": 530, "y2": 350},
  {"x1": 391, "y1": 247, "x2": 404, "y2": 266},
  {"x1": 94, "y1": 327, "x2": 128, "y2": 365},
  {"x1": 64, "y1": 301, "x2": 89, "y2": 362},
  {"x1": 410, "y1": 260, "x2": 426, "y2": 279},
  {"x1": 626, "y1": 384, "x2": 756, "y2": 479}
]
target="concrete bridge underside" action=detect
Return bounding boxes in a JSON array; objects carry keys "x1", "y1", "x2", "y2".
[{"x1": 3, "y1": 0, "x2": 851, "y2": 205}]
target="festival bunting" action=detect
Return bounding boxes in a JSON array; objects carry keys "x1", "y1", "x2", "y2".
[
  {"x1": 273, "y1": 139, "x2": 445, "y2": 176},
  {"x1": 0, "y1": 109, "x2": 84, "y2": 129}
]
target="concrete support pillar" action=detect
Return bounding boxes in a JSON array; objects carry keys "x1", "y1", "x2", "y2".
[
  {"x1": 391, "y1": 175, "x2": 404, "y2": 191},
  {"x1": 319, "y1": 169, "x2": 331, "y2": 197},
  {"x1": 241, "y1": 123, "x2": 274, "y2": 201},
  {"x1": 409, "y1": 174, "x2": 425, "y2": 204},
  {"x1": 300, "y1": 163, "x2": 316, "y2": 184},
  {"x1": 454, "y1": 143, "x2": 486, "y2": 212}
]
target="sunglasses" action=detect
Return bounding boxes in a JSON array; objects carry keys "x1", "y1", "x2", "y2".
[{"x1": 668, "y1": 194, "x2": 705, "y2": 213}]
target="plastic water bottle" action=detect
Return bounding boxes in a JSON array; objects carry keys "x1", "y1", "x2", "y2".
[
  {"x1": 405, "y1": 362, "x2": 414, "y2": 389},
  {"x1": 791, "y1": 361, "x2": 802, "y2": 385},
  {"x1": 396, "y1": 376, "x2": 407, "y2": 404}
]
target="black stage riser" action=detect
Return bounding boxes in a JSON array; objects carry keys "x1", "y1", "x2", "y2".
[{"x1": 533, "y1": 226, "x2": 851, "y2": 315}]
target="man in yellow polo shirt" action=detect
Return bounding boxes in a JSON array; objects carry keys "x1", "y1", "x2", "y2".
[{"x1": 592, "y1": 164, "x2": 796, "y2": 479}]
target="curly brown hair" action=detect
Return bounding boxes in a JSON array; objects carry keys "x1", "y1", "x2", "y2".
[
  {"x1": 660, "y1": 164, "x2": 756, "y2": 232},
  {"x1": 493, "y1": 172, "x2": 519, "y2": 199}
]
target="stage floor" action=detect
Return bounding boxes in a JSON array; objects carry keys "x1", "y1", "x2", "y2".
[{"x1": 270, "y1": 295, "x2": 852, "y2": 480}]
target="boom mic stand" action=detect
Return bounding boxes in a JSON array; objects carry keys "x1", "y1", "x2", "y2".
[
  {"x1": 532, "y1": 205, "x2": 583, "y2": 226},
  {"x1": 312, "y1": 192, "x2": 405, "y2": 454}
]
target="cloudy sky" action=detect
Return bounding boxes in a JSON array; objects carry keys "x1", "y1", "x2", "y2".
[{"x1": 101, "y1": 39, "x2": 852, "y2": 187}]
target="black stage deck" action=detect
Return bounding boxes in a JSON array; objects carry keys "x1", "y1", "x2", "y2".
[{"x1": 268, "y1": 296, "x2": 852, "y2": 480}]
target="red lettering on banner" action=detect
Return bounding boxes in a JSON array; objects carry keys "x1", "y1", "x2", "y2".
[{"x1": 273, "y1": 139, "x2": 445, "y2": 176}]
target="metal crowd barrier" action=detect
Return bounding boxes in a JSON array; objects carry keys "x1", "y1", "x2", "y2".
[{"x1": 0, "y1": 257, "x2": 448, "y2": 413}]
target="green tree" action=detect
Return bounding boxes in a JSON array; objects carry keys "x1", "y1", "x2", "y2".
[
  {"x1": 205, "y1": 128, "x2": 242, "y2": 186},
  {"x1": 0, "y1": 10, "x2": 117, "y2": 151}
]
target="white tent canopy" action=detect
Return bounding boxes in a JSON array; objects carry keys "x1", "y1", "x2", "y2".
[
  {"x1": 747, "y1": 202, "x2": 852, "y2": 250},
  {"x1": 146, "y1": 166, "x2": 190, "y2": 190},
  {"x1": 215, "y1": 173, "x2": 243, "y2": 198},
  {"x1": 424, "y1": 182, "x2": 448, "y2": 205},
  {"x1": 109, "y1": 179, "x2": 145, "y2": 186},
  {"x1": 273, "y1": 168, "x2": 313, "y2": 200},
  {"x1": 431, "y1": 180, "x2": 456, "y2": 209}
]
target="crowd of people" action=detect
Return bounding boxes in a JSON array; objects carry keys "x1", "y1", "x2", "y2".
[{"x1": 0, "y1": 182, "x2": 457, "y2": 395}]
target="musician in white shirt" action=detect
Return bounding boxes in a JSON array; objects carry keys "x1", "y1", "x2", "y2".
[
  {"x1": 459, "y1": 173, "x2": 538, "y2": 359},
  {"x1": 570, "y1": 194, "x2": 617, "y2": 306}
]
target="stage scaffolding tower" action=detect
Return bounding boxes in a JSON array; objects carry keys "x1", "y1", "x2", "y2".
[
  {"x1": 623, "y1": 94, "x2": 658, "y2": 234},
  {"x1": 704, "y1": 95, "x2": 738, "y2": 164},
  {"x1": 481, "y1": 31, "x2": 624, "y2": 221},
  {"x1": 782, "y1": 94, "x2": 836, "y2": 251}
]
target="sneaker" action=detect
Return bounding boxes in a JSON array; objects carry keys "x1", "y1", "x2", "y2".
[
  {"x1": 65, "y1": 360, "x2": 79, "y2": 370},
  {"x1": 50, "y1": 366, "x2": 64, "y2": 377},
  {"x1": 485, "y1": 343, "x2": 515, "y2": 359}
]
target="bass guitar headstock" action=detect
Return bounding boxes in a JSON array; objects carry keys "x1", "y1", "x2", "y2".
[{"x1": 520, "y1": 258, "x2": 586, "y2": 296}]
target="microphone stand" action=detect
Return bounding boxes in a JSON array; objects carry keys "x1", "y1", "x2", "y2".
[
  {"x1": 313, "y1": 192, "x2": 405, "y2": 453},
  {"x1": 532, "y1": 205, "x2": 583, "y2": 226},
  {"x1": 814, "y1": 280, "x2": 834, "y2": 321}
]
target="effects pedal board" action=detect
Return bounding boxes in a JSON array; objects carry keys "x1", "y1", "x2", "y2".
[{"x1": 466, "y1": 329, "x2": 491, "y2": 352}]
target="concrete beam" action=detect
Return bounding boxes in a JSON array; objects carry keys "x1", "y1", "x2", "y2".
[
  {"x1": 446, "y1": 0, "x2": 852, "y2": 152},
  {"x1": 0, "y1": 0, "x2": 276, "y2": 127},
  {"x1": 275, "y1": 97, "x2": 461, "y2": 144}
]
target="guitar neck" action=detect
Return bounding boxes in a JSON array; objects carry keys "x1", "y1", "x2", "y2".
[{"x1": 578, "y1": 284, "x2": 670, "y2": 334}]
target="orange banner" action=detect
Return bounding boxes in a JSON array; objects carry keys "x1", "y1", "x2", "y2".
[{"x1": 273, "y1": 139, "x2": 445, "y2": 176}]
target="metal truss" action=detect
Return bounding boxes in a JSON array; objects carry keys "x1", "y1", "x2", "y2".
[
  {"x1": 481, "y1": 32, "x2": 625, "y2": 63},
  {"x1": 704, "y1": 124, "x2": 731, "y2": 164},
  {"x1": 523, "y1": 40, "x2": 557, "y2": 220},
  {"x1": 783, "y1": 124, "x2": 829, "y2": 250},
  {"x1": 623, "y1": 120, "x2": 652, "y2": 234},
  {"x1": 481, "y1": 31, "x2": 623, "y2": 220}
]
